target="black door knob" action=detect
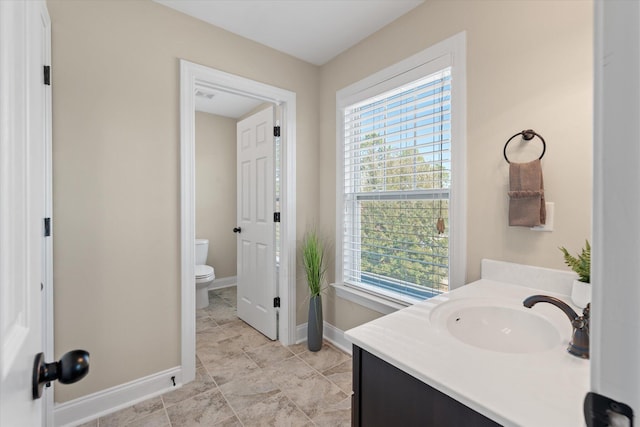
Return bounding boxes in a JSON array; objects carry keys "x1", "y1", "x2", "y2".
[
  {"x1": 233, "y1": 227, "x2": 242, "y2": 233},
  {"x1": 32, "y1": 349, "x2": 90, "y2": 399}
]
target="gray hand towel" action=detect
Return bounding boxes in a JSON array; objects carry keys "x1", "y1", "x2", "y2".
[{"x1": 508, "y1": 159, "x2": 546, "y2": 227}]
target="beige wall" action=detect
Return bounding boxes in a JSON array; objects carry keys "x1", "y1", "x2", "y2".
[
  {"x1": 49, "y1": 0, "x2": 319, "y2": 402},
  {"x1": 319, "y1": 1, "x2": 593, "y2": 329},
  {"x1": 195, "y1": 112, "x2": 236, "y2": 277},
  {"x1": 48, "y1": 0, "x2": 592, "y2": 403}
]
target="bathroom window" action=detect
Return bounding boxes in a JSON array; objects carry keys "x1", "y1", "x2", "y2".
[{"x1": 336, "y1": 33, "x2": 466, "y2": 305}]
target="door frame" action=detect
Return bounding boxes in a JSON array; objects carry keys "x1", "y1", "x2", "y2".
[
  {"x1": 41, "y1": 2, "x2": 54, "y2": 425},
  {"x1": 179, "y1": 59, "x2": 297, "y2": 383},
  {"x1": 591, "y1": 0, "x2": 640, "y2": 416}
]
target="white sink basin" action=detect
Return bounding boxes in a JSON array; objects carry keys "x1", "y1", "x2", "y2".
[{"x1": 430, "y1": 299, "x2": 562, "y2": 354}]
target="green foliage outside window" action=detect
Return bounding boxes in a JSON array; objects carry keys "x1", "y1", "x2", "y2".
[{"x1": 356, "y1": 133, "x2": 450, "y2": 293}]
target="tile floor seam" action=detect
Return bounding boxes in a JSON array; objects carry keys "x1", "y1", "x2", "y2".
[
  {"x1": 319, "y1": 359, "x2": 347, "y2": 374},
  {"x1": 270, "y1": 356, "x2": 346, "y2": 420},
  {"x1": 220, "y1": 389, "x2": 251, "y2": 426},
  {"x1": 158, "y1": 387, "x2": 174, "y2": 427},
  {"x1": 195, "y1": 349, "x2": 245, "y2": 426},
  {"x1": 293, "y1": 351, "x2": 331, "y2": 378},
  {"x1": 166, "y1": 386, "x2": 238, "y2": 427},
  {"x1": 271, "y1": 385, "x2": 318, "y2": 426},
  {"x1": 196, "y1": 356, "x2": 217, "y2": 389},
  {"x1": 288, "y1": 351, "x2": 351, "y2": 423},
  {"x1": 236, "y1": 345, "x2": 319, "y2": 426},
  {"x1": 236, "y1": 348, "x2": 290, "y2": 422},
  {"x1": 213, "y1": 371, "x2": 247, "y2": 427},
  {"x1": 320, "y1": 372, "x2": 347, "y2": 395},
  {"x1": 288, "y1": 397, "x2": 318, "y2": 426}
]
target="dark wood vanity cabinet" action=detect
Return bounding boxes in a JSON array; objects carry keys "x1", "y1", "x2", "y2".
[{"x1": 351, "y1": 346, "x2": 502, "y2": 427}]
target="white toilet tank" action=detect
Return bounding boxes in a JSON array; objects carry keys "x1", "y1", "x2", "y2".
[{"x1": 195, "y1": 239, "x2": 209, "y2": 265}]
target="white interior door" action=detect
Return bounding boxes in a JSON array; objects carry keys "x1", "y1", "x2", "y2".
[
  {"x1": 236, "y1": 106, "x2": 277, "y2": 340},
  {"x1": 591, "y1": 0, "x2": 640, "y2": 423},
  {"x1": 0, "y1": 1, "x2": 49, "y2": 425}
]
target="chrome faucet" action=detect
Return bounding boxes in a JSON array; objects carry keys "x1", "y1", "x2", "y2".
[{"x1": 523, "y1": 295, "x2": 590, "y2": 359}]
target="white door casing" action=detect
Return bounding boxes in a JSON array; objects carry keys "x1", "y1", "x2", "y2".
[
  {"x1": 236, "y1": 106, "x2": 278, "y2": 340},
  {"x1": 41, "y1": 3, "x2": 54, "y2": 425},
  {"x1": 592, "y1": 0, "x2": 640, "y2": 421},
  {"x1": 180, "y1": 60, "x2": 296, "y2": 386},
  {"x1": 0, "y1": 1, "x2": 50, "y2": 425}
]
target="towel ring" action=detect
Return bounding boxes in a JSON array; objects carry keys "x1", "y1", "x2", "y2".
[{"x1": 503, "y1": 129, "x2": 546, "y2": 164}]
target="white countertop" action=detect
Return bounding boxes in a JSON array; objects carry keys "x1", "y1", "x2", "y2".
[{"x1": 345, "y1": 272, "x2": 590, "y2": 427}]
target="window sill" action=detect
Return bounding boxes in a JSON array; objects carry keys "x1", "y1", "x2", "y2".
[{"x1": 331, "y1": 283, "x2": 409, "y2": 315}]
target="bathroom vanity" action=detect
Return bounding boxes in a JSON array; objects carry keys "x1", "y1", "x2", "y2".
[
  {"x1": 352, "y1": 345, "x2": 500, "y2": 426},
  {"x1": 345, "y1": 260, "x2": 590, "y2": 427}
]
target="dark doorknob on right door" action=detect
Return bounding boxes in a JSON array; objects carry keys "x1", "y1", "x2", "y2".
[{"x1": 233, "y1": 227, "x2": 242, "y2": 233}]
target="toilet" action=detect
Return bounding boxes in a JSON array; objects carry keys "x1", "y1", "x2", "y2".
[{"x1": 195, "y1": 238, "x2": 215, "y2": 309}]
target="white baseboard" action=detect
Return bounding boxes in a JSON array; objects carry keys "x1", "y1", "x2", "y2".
[
  {"x1": 208, "y1": 275, "x2": 236, "y2": 290},
  {"x1": 53, "y1": 367, "x2": 182, "y2": 427},
  {"x1": 296, "y1": 323, "x2": 307, "y2": 344},
  {"x1": 295, "y1": 322, "x2": 352, "y2": 356},
  {"x1": 323, "y1": 322, "x2": 352, "y2": 355}
]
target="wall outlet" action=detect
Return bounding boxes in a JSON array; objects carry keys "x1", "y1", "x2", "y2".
[{"x1": 531, "y1": 202, "x2": 554, "y2": 232}]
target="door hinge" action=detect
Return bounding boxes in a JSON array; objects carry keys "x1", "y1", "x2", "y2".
[
  {"x1": 273, "y1": 297, "x2": 280, "y2": 308},
  {"x1": 44, "y1": 65, "x2": 51, "y2": 86},
  {"x1": 44, "y1": 217, "x2": 51, "y2": 237},
  {"x1": 274, "y1": 212, "x2": 280, "y2": 223},
  {"x1": 273, "y1": 126, "x2": 280, "y2": 137},
  {"x1": 584, "y1": 392, "x2": 634, "y2": 427}
]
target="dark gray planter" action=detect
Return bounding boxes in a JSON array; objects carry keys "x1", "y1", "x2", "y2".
[{"x1": 308, "y1": 295, "x2": 323, "y2": 352}]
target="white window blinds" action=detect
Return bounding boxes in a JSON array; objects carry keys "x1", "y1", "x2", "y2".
[{"x1": 342, "y1": 68, "x2": 452, "y2": 302}]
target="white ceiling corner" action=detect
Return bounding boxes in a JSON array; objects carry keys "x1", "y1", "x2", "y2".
[
  {"x1": 153, "y1": 0, "x2": 425, "y2": 66},
  {"x1": 157, "y1": 0, "x2": 424, "y2": 118}
]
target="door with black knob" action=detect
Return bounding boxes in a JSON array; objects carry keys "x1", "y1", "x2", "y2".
[
  {"x1": 235, "y1": 106, "x2": 277, "y2": 340},
  {"x1": 0, "y1": 1, "x2": 58, "y2": 425}
]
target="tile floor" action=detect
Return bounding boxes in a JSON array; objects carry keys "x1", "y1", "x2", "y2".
[{"x1": 78, "y1": 287, "x2": 352, "y2": 426}]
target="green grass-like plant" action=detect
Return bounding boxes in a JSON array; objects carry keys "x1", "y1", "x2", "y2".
[
  {"x1": 302, "y1": 231, "x2": 326, "y2": 297},
  {"x1": 559, "y1": 240, "x2": 591, "y2": 283}
]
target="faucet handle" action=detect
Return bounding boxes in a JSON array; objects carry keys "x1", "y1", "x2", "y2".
[
  {"x1": 572, "y1": 303, "x2": 590, "y2": 329},
  {"x1": 572, "y1": 317, "x2": 586, "y2": 329}
]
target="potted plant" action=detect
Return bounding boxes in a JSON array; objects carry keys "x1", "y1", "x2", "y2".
[
  {"x1": 559, "y1": 240, "x2": 591, "y2": 308},
  {"x1": 302, "y1": 230, "x2": 326, "y2": 352}
]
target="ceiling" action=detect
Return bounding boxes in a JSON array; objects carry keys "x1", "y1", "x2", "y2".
[
  {"x1": 154, "y1": 0, "x2": 424, "y2": 66},
  {"x1": 194, "y1": 87, "x2": 264, "y2": 118},
  {"x1": 157, "y1": 0, "x2": 424, "y2": 118}
]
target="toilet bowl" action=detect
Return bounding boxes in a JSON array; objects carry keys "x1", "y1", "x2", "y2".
[{"x1": 195, "y1": 239, "x2": 215, "y2": 309}]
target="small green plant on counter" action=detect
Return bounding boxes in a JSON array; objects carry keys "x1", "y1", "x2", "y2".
[
  {"x1": 302, "y1": 230, "x2": 326, "y2": 297},
  {"x1": 559, "y1": 240, "x2": 590, "y2": 283}
]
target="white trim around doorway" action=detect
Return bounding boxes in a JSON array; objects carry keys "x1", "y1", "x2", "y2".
[{"x1": 179, "y1": 60, "x2": 297, "y2": 384}]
